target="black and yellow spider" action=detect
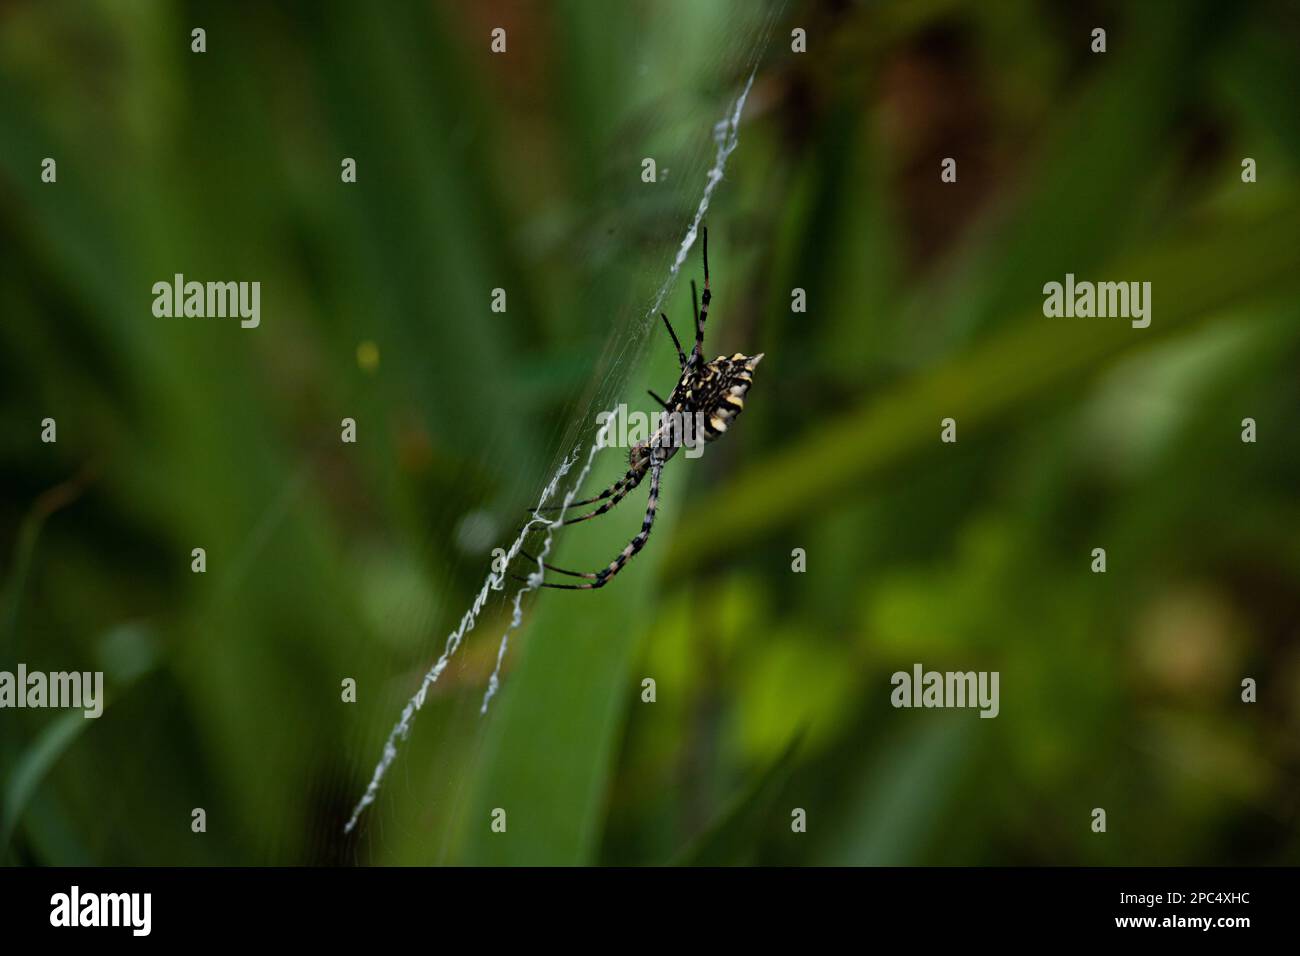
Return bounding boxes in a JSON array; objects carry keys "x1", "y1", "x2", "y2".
[{"x1": 524, "y1": 226, "x2": 763, "y2": 590}]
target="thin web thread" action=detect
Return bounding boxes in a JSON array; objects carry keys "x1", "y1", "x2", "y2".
[
  {"x1": 344, "y1": 68, "x2": 756, "y2": 835},
  {"x1": 343, "y1": 456, "x2": 575, "y2": 834}
]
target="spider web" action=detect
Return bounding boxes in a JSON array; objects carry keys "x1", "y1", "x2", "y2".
[{"x1": 343, "y1": 7, "x2": 781, "y2": 843}]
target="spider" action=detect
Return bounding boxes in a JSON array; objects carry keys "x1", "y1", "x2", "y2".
[{"x1": 522, "y1": 226, "x2": 763, "y2": 590}]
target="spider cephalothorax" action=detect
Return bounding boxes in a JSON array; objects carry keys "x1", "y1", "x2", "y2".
[{"x1": 524, "y1": 226, "x2": 762, "y2": 590}]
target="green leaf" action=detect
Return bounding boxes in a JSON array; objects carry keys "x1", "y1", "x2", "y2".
[
  {"x1": 671, "y1": 731, "x2": 803, "y2": 866},
  {"x1": 818, "y1": 720, "x2": 974, "y2": 866},
  {"x1": 1, "y1": 710, "x2": 89, "y2": 861},
  {"x1": 453, "y1": 399, "x2": 673, "y2": 865}
]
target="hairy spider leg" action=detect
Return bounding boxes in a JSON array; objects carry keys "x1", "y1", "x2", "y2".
[
  {"x1": 660, "y1": 312, "x2": 686, "y2": 368},
  {"x1": 535, "y1": 458, "x2": 663, "y2": 589},
  {"x1": 693, "y1": 227, "x2": 710, "y2": 360},
  {"x1": 559, "y1": 463, "x2": 649, "y2": 524},
  {"x1": 534, "y1": 461, "x2": 649, "y2": 527},
  {"x1": 516, "y1": 548, "x2": 593, "y2": 580},
  {"x1": 531, "y1": 460, "x2": 647, "y2": 513},
  {"x1": 647, "y1": 389, "x2": 669, "y2": 409}
]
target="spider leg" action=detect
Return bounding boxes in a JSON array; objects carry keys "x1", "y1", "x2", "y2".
[
  {"x1": 537, "y1": 460, "x2": 663, "y2": 590},
  {"x1": 517, "y1": 549, "x2": 600, "y2": 579},
  {"x1": 531, "y1": 461, "x2": 647, "y2": 525},
  {"x1": 558, "y1": 470, "x2": 642, "y2": 525},
  {"x1": 530, "y1": 463, "x2": 644, "y2": 512},
  {"x1": 647, "y1": 389, "x2": 669, "y2": 409},
  {"x1": 691, "y1": 280, "x2": 699, "y2": 325},
  {"x1": 693, "y1": 226, "x2": 710, "y2": 359},
  {"x1": 660, "y1": 312, "x2": 686, "y2": 368},
  {"x1": 527, "y1": 578, "x2": 597, "y2": 591}
]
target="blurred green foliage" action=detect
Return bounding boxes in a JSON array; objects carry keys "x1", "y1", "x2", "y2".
[{"x1": 2, "y1": 0, "x2": 1299, "y2": 866}]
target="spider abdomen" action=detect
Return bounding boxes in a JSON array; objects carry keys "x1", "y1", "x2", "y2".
[{"x1": 696, "y1": 352, "x2": 763, "y2": 439}]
